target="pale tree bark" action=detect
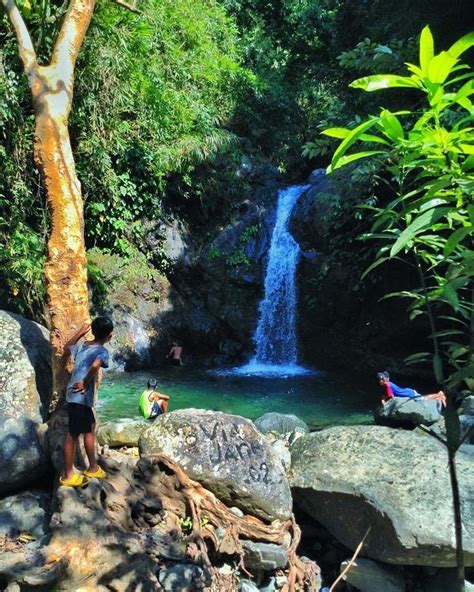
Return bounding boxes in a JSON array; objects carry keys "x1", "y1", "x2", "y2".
[{"x1": 2, "y1": 0, "x2": 95, "y2": 409}]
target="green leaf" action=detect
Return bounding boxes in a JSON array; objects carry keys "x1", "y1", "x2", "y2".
[
  {"x1": 328, "y1": 150, "x2": 386, "y2": 172},
  {"x1": 443, "y1": 284, "x2": 460, "y2": 311},
  {"x1": 447, "y1": 32, "x2": 474, "y2": 59},
  {"x1": 419, "y1": 26, "x2": 434, "y2": 75},
  {"x1": 428, "y1": 52, "x2": 458, "y2": 84},
  {"x1": 390, "y1": 207, "x2": 450, "y2": 257},
  {"x1": 330, "y1": 119, "x2": 380, "y2": 168},
  {"x1": 321, "y1": 127, "x2": 350, "y2": 139},
  {"x1": 405, "y1": 351, "x2": 431, "y2": 363},
  {"x1": 444, "y1": 226, "x2": 472, "y2": 257},
  {"x1": 350, "y1": 74, "x2": 421, "y2": 92},
  {"x1": 433, "y1": 353, "x2": 444, "y2": 383},
  {"x1": 380, "y1": 110, "x2": 404, "y2": 140},
  {"x1": 361, "y1": 255, "x2": 389, "y2": 279},
  {"x1": 322, "y1": 128, "x2": 390, "y2": 145}
]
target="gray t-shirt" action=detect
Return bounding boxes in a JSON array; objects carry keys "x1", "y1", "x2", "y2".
[{"x1": 66, "y1": 342, "x2": 109, "y2": 407}]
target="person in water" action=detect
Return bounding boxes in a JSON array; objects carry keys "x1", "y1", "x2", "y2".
[
  {"x1": 61, "y1": 316, "x2": 114, "y2": 488},
  {"x1": 167, "y1": 341, "x2": 183, "y2": 366},
  {"x1": 377, "y1": 371, "x2": 447, "y2": 407},
  {"x1": 139, "y1": 378, "x2": 169, "y2": 420}
]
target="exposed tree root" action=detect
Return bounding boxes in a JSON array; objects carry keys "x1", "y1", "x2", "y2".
[{"x1": 137, "y1": 454, "x2": 320, "y2": 591}]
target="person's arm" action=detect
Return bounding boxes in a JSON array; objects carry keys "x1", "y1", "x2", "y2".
[
  {"x1": 73, "y1": 358, "x2": 102, "y2": 392},
  {"x1": 157, "y1": 392, "x2": 169, "y2": 401},
  {"x1": 64, "y1": 322, "x2": 90, "y2": 354}
]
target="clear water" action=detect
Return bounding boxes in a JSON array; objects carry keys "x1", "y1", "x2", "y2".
[
  {"x1": 97, "y1": 367, "x2": 374, "y2": 429},
  {"x1": 251, "y1": 185, "x2": 309, "y2": 368}
]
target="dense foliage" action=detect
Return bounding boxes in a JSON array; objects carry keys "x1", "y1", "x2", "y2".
[
  {"x1": 324, "y1": 27, "x2": 474, "y2": 393},
  {"x1": 1, "y1": 0, "x2": 472, "y2": 357},
  {"x1": 0, "y1": 0, "x2": 247, "y2": 317}
]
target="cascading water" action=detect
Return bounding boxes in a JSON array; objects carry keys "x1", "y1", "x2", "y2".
[{"x1": 234, "y1": 185, "x2": 314, "y2": 377}]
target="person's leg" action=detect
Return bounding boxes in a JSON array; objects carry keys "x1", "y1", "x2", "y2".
[
  {"x1": 63, "y1": 432, "x2": 78, "y2": 479},
  {"x1": 84, "y1": 424, "x2": 99, "y2": 473},
  {"x1": 161, "y1": 399, "x2": 168, "y2": 413},
  {"x1": 425, "y1": 391, "x2": 447, "y2": 407}
]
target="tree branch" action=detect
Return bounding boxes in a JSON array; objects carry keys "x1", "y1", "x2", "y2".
[
  {"x1": 1, "y1": 0, "x2": 38, "y2": 78},
  {"x1": 50, "y1": 0, "x2": 95, "y2": 85},
  {"x1": 110, "y1": 0, "x2": 141, "y2": 14}
]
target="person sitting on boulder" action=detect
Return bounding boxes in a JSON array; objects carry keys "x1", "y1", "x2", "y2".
[
  {"x1": 139, "y1": 378, "x2": 169, "y2": 420},
  {"x1": 167, "y1": 341, "x2": 183, "y2": 366},
  {"x1": 377, "y1": 371, "x2": 446, "y2": 407}
]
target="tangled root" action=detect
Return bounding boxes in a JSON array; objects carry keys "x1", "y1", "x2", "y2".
[{"x1": 136, "y1": 454, "x2": 319, "y2": 591}]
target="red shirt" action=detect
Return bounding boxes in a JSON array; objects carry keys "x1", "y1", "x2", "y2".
[{"x1": 384, "y1": 382, "x2": 394, "y2": 399}]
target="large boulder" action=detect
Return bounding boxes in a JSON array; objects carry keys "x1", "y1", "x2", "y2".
[
  {"x1": 289, "y1": 426, "x2": 474, "y2": 567},
  {"x1": 139, "y1": 409, "x2": 292, "y2": 522},
  {"x1": 97, "y1": 418, "x2": 150, "y2": 448},
  {"x1": 374, "y1": 397, "x2": 442, "y2": 427},
  {"x1": 254, "y1": 413, "x2": 309, "y2": 438},
  {"x1": 0, "y1": 311, "x2": 51, "y2": 495},
  {"x1": 0, "y1": 490, "x2": 51, "y2": 538}
]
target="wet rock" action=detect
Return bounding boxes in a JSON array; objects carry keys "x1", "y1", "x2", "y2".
[
  {"x1": 340, "y1": 558, "x2": 405, "y2": 592},
  {"x1": 289, "y1": 169, "x2": 333, "y2": 252},
  {"x1": 290, "y1": 426, "x2": 474, "y2": 566},
  {"x1": 254, "y1": 413, "x2": 309, "y2": 438},
  {"x1": 139, "y1": 409, "x2": 292, "y2": 522},
  {"x1": 97, "y1": 418, "x2": 150, "y2": 448},
  {"x1": 460, "y1": 396, "x2": 474, "y2": 415},
  {"x1": 0, "y1": 311, "x2": 51, "y2": 495},
  {"x1": 374, "y1": 397, "x2": 442, "y2": 427},
  {"x1": 460, "y1": 415, "x2": 474, "y2": 444},
  {"x1": 242, "y1": 540, "x2": 289, "y2": 571},
  {"x1": 239, "y1": 580, "x2": 259, "y2": 592},
  {"x1": 0, "y1": 490, "x2": 51, "y2": 538}
]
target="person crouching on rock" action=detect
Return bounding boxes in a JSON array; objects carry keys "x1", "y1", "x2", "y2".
[
  {"x1": 139, "y1": 378, "x2": 169, "y2": 420},
  {"x1": 60, "y1": 316, "x2": 114, "y2": 488},
  {"x1": 377, "y1": 371, "x2": 447, "y2": 407}
]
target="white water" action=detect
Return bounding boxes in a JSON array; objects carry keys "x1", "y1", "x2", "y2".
[{"x1": 225, "y1": 185, "x2": 315, "y2": 378}]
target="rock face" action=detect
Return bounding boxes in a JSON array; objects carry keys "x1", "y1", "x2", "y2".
[
  {"x1": 139, "y1": 410, "x2": 292, "y2": 522},
  {"x1": 254, "y1": 413, "x2": 309, "y2": 437},
  {"x1": 0, "y1": 311, "x2": 51, "y2": 495},
  {"x1": 0, "y1": 490, "x2": 51, "y2": 538},
  {"x1": 460, "y1": 396, "x2": 474, "y2": 416},
  {"x1": 374, "y1": 397, "x2": 442, "y2": 427},
  {"x1": 97, "y1": 418, "x2": 150, "y2": 448},
  {"x1": 290, "y1": 426, "x2": 474, "y2": 566},
  {"x1": 289, "y1": 169, "x2": 332, "y2": 252},
  {"x1": 340, "y1": 558, "x2": 405, "y2": 592}
]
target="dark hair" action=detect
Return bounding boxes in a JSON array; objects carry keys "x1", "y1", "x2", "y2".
[
  {"x1": 377, "y1": 371, "x2": 390, "y2": 381},
  {"x1": 147, "y1": 378, "x2": 157, "y2": 389},
  {"x1": 91, "y1": 316, "x2": 114, "y2": 339}
]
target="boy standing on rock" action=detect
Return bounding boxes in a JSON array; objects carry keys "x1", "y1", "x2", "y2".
[{"x1": 60, "y1": 316, "x2": 114, "y2": 488}]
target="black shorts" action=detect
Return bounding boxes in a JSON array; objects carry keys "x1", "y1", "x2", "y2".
[{"x1": 68, "y1": 403, "x2": 95, "y2": 437}]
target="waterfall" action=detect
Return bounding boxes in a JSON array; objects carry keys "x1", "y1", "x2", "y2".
[{"x1": 236, "y1": 185, "x2": 313, "y2": 376}]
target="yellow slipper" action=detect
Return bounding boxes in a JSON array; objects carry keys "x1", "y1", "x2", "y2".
[
  {"x1": 83, "y1": 466, "x2": 107, "y2": 479},
  {"x1": 59, "y1": 473, "x2": 89, "y2": 488}
]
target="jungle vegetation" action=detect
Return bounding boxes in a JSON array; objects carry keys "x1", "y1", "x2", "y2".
[{"x1": 1, "y1": 0, "x2": 472, "y2": 383}]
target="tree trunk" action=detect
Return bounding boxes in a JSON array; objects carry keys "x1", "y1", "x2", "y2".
[{"x1": 31, "y1": 66, "x2": 91, "y2": 411}]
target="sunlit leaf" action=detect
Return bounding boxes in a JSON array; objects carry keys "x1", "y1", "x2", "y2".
[
  {"x1": 390, "y1": 207, "x2": 450, "y2": 257},
  {"x1": 419, "y1": 26, "x2": 434, "y2": 76},
  {"x1": 350, "y1": 74, "x2": 421, "y2": 92}
]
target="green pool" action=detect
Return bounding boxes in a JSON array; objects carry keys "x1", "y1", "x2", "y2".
[{"x1": 98, "y1": 367, "x2": 375, "y2": 428}]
